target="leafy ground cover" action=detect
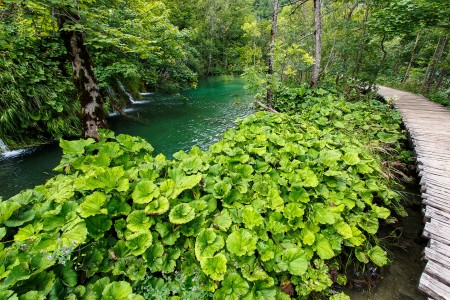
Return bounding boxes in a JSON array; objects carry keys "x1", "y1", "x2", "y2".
[{"x1": 0, "y1": 90, "x2": 409, "y2": 299}]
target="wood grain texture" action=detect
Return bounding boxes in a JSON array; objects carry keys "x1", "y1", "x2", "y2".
[{"x1": 378, "y1": 86, "x2": 450, "y2": 300}]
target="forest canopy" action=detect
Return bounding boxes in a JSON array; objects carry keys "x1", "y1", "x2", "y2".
[{"x1": 0, "y1": 0, "x2": 448, "y2": 145}]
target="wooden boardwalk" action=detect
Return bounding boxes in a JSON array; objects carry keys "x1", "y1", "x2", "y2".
[{"x1": 378, "y1": 86, "x2": 450, "y2": 300}]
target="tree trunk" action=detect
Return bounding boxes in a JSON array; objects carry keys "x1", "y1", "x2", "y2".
[
  {"x1": 422, "y1": 38, "x2": 441, "y2": 93},
  {"x1": 57, "y1": 8, "x2": 107, "y2": 140},
  {"x1": 427, "y1": 36, "x2": 448, "y2": 93},
  {"x1": 434, "y1": 68, "x2": 447, "y2": 92},
  {"x1": 371, "y1": 35, "x2": 387, "y2": 86},
  {"x1": 266, "y1": 0, "x2": 279, "y2": 109},
  {"x1": 402, "y1": 32, "x2": 421, "y2": 84},
  {"x1": 354, "y1": 2, "x2": 369, "y2": 77},
  {"x1": 434, "y1": 51, "x2": 450, "y2": 92},
  {"x1": 311, "y1": 0, "x2": 322, "y2": 87}
]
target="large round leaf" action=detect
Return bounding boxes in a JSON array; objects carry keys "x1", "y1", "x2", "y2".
[{"x1": 168, "y1": 203, "x2": 195, "y2": 224}]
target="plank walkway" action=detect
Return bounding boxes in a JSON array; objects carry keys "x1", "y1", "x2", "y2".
[{"x1": 378, "y1": 86, "x2": 450, "y2": 300}]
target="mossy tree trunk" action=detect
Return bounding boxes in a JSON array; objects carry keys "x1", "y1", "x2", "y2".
[{"x1": 57, "y1": 4, "x2": 107, "y2": 140}]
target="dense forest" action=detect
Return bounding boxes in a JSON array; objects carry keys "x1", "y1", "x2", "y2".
[
  {"x1": 0, "y1": 0, "x2": 449, "y2": 299},
  {"x1": 1, "y1": 0, "x2": 448, "y2": 148}
]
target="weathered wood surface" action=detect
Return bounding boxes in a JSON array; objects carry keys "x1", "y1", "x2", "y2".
[{"x1": 378, "y1": 86, "x2": 450, "y2": 300}]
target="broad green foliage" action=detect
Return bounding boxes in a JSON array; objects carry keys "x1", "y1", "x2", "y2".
[{"x1": 0, "y1": 93, "x2": 406, "y2": 298}]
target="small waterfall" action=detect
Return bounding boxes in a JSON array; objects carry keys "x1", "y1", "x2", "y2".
[
  {"x1": 0, "y1": 138, "x2": 10, "y2": 153},
  {"x1": 118, "y1": 81, "x2": 137, "y2": 104},
  {"x1": 118, "y1": 81, "x2": 150, "y2": 104}
]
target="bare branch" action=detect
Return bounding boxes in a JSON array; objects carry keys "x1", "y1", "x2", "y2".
[
  {"x1": 255, "y1": 101, "x2": 279, "y2": 113},
  {"x1": 282, "y1": 0, "x2": 309, "y2": 8}
]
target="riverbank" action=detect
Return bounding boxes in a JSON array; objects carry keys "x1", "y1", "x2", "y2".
[{"x1": 0, "y1": 77, "x2": 254, "y2": 200}]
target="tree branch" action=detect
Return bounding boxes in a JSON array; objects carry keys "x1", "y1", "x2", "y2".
[
  {"x1": 255, "y1": 100, "x2": 279, "y2": 113},
  {"x1": 282, "y1": 0, "x2": 309, "y2": 8}
]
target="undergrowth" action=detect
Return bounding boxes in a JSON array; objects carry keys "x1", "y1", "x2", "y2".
[{"x1": 0, "y1": 89, "x2": 409, "y2": 299}]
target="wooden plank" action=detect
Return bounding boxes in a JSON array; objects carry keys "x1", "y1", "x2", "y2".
[
  {"x1": 424, "y1": 247, "x2": 450, "y2": 267},
  {"x1": 423, "y1": 260, "x2": 450, "y2": 286},
  {"x1": 379, "y1": 85, "x2": 450, "y2": 300},
  {"x1": 419, "y1": 273, "x2": 450, "y2": 300},
  {"x1": 424, "y1": 207, "x2": 450, "y2": 226},
  {"x1": 429, "y1": 239, "x2": 450, "y2": 259}
]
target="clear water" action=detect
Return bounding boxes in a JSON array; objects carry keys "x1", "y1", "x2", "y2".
[{"x1": 0, "y1": 77, "x2": 254, "y2": 200}]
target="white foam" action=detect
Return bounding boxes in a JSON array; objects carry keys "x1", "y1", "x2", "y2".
[
  {"x1": 131, "y1": 100, "x2": 150, "y2": 104},
  {"x1": 1, "y1": 149, "x2": 28, "y2": 158},
  {"x1": 108, "y1": 107, "x2": 136, "y2": 117}
]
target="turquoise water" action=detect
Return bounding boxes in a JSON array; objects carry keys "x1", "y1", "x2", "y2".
[{"x1": 0, "y1": 77, "x2": 254, "y2": 199}]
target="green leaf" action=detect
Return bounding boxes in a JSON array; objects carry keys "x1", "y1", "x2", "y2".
[
  {"x1": 0, "y1": 202, "x2": 21, "y2": 224},
  {"x1": 359, "y1": 212, "x2": 379, "y2": 234},
  {"x1": 368, "y1": 246, "x2": 388, "y2": 266},
  {"x1": 0, "y1": 227, "x2": 6, "y2": 239},
  {"x1": 213, "y1": 210, "x2": 232, "y2": 231},
  {"x1": 371, "y1": 205, "x2": 391, "y2": 219},
  {"x1": 86, "y1": 215, "x2": 112, "y2": 239},
  {"x1": 355, "y1": 248, "x2": 369, "y2": 264},
  {"x1": 314, "y1": 204, "x2": 337, "y2": 225},
  {"x1": 14, "y1": 224, "x2": 38, "y2": 241},
  {"x1": 162, "y1": 248, "x2": 181, "y2": 273},
  {"x1": 315, "y1": 235, "x2": 335, "y2": 259},
  {"x1": 226, "y1": 229, "x2": 257, "y2": 257},
  {"x1": 107, "y1": 198, "x2": 131, "y2": 217},
  {"x1": 266, "y1": 188, "x2": 284, "y2": 212},
  {"x1": 288, "y1": 187, "x2": 309, "y2": 203},
  {"x1": 145, "y1": 197, "x2": 170, "y2": 215},
  {"x1": 159, "y1": 179, "x2": 175, "y2": 197},
  {"x1": 126, "y1": 210, "x2": 153, "y2": 232},
  {"x1": 342, "y1": 152, "x2": 360, "y2": 165},
  {"x1": 377, "y1": 132, "x2": 398, "y2": 143},
  {"x1": 320, "y1": 150, "x2": 342, "y2": 167},
  {"x1": 242, "y1": 206, "x2": 264, "y2": 229},
  {"x1": 56, "y1": 264, "x2": 78, "y2": 288},
  {"x1": 334, "y1": 221, "x2": 353, "y2": 239},
  {"x1": 77, "y1": 192, "x2": 108, "y2": 218},
  {"x1": 155, "y1": 222, "x2": 180, "y2": 245},
  {"x1": 200, "y1": 253, "x2": 227, "y2": 281},
  {"x1": 283, "y1": 203, "x2": 304, "y2": 220},
  {"x1": 240, "y1": 257, "x2": 270, "y2": 282},
  {"x1": 281, "y1": 248, "x2": 309, "y2": 276},
  {"x1": 213, "y1": 181, "x2": 232, "y2": 199},
  {"x1": 329, "y1": 292, "x2": 351, "y2": 300},
  {"x1": 82, "y1": 167, "x2": 129, "y2": 192},
  {"x1": 214, "y1": 272, "x2": 249, "y2": 300},
  {"x1": 60, "y1": 138, "x2": 95, "y2": 155},
  {"x1": 125, "y1": 230, "x2": 153, "y2": 256},
  {"x1": 4, "y1": 210, "x2": 35, "y2": 227},
  {"x1": 84, "y1": 277, "x2": 110, "y2": 299},
  {"x1": 168, "y1": 203, "x2": 196, "y2": 224},
  {"x1": 61, "y1": 218, "x2": 87, "y2": 247},
  {"x1": 132, "y1": 181, "x2": 160, "y2": 204},
  {"x1": 301, "y1": 228, "x2": 316, "y2": 246},
  {"x1": 172, "y1": 173, "x2": 202, "y2": 199},
  {"x1": 298, "y1": 168, "x2": 319, "y2": 187},
  {"x1": 102, "y1": 281, "x2": 133, "y2": 300},
  {"x1": 195, "y1": 228, "x2": 225, "y2": 260}
]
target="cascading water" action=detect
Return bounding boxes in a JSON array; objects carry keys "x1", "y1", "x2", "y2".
[
  {"x1": 0, "y1": 138, "x2": 9, "y2": 153},
  {"x1": 118, "y1": 81, "x2": 136, "y2": 103},
  {"x1": 118, "y1": 81, "x2": 150, "y2": 104}
]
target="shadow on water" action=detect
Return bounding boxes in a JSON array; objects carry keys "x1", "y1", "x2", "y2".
[{"x1": 0, "y1": 77, "x2": 254, "y2": 199}]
